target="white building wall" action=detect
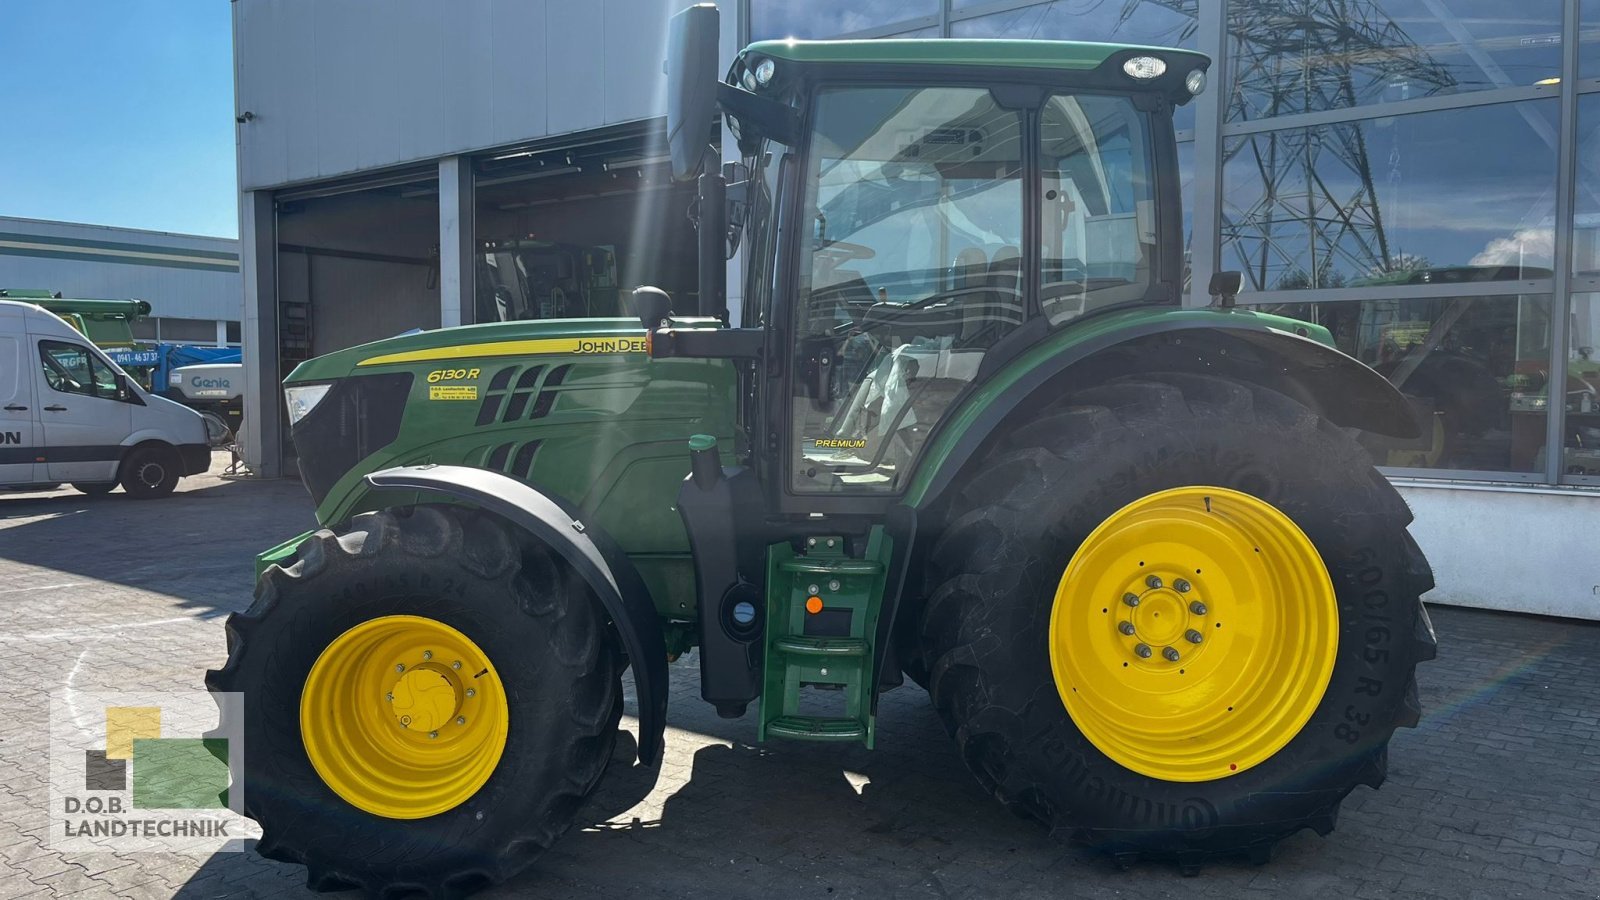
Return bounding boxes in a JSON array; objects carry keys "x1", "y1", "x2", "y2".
[
  {"x1": 0, "y1": 216, "x2": 241, "y2": 324},
  {"x1": 234, "y1": 0, "x2": 682, "y2": 192},
  {"x1": 1399, "y1": 483, "x2": 1600, "y2": 619}
]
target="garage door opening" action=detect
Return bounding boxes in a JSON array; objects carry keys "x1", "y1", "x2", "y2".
[
  {"x1": 473, "y1": 128, "x2": 699, "y2": 323},
  {"x1": 274, "y1": 175, "x2": 441, "y2": 379}
]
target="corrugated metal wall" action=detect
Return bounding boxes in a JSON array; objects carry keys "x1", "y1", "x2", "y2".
[
  {"x1": 234, "y1": 0, "x2": 685, "y2": 191},
  {"x1": 0, "y1": 216, "x2": 241, "y2": 324}
]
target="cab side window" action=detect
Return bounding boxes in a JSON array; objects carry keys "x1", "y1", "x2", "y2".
[{"x1": 39, "y1": 340, "x2": 117, "y2": 398}]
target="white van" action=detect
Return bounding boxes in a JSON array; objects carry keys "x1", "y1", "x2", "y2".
[{"x1": 0, "y1": 300, "x2": 211, "y2": 498}]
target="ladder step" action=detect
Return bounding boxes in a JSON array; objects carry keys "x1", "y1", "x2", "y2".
[
  {"x1": 766, "y1": 716, "x2": 868, "y2": 742},
  {"x1": 774, "y1": 636, "x2": 867, "y2": 657},
  {"x1": 780, "y1": 558, "x2": 883, "y2": 575}
]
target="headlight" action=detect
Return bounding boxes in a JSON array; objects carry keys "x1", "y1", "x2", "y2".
[
  {"x1": 284, "y1": 383, "x2": 332, "y2": 425},
  {"x1": 754, "y1": 57, "x2": 776, "y2": 86},
  {"x1": 1186, "y1": 69, "x2": 1207, "y2": 95},
  {"x1": 1123, "y1": 56, "x2": 1167, "y2": 80}
]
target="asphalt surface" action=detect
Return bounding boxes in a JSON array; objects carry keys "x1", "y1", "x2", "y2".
[{"x1": 1, "y1": 457, "x2": 1597, "y2": 899}]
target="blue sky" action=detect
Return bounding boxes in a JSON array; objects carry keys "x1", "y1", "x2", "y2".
[{"x1": 0, "y1": 2, "x2": 236, "y2": 238}]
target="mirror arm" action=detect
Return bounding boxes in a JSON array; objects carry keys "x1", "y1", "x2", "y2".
[
  {"x1": 697, "y1": 156, "x2": 729, "y2": 321},
  {"x1": 717, "y1": 83, "x2": 801, "y2": 147}
]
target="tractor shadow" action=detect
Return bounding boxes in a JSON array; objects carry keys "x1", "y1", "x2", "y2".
[{"x1": 488, "y1": 684, "x2": 1107, "y2": 898}]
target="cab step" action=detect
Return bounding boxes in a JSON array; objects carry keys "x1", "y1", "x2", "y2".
[
  {"x1": 758, "y1": 532, "x2": 891, "y2": 748},
  {"x1": 772, "y1": 636, "x2": 867, "y2": 657},
  {"x1": 766, "y1": 715, "x2": 868, "y2": 741}
]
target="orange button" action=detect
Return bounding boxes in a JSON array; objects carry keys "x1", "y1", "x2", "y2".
[{"x1": 805, "y1": 596, "x2": 823, "y2": 614}]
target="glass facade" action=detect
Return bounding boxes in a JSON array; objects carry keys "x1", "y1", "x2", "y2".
[
  {"x1": 1222, "y1": 100, "x2": 1560, "y2": 291},
  {"x1": 744, "y1": 0, "x2": 1600, "y2": 488},
  {"x1": 1227, "y1": 1, "x2": 1561, "y2": 121}
]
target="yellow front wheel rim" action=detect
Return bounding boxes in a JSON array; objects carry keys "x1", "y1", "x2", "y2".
[
  {"x1": 300, "y1": 615, "x2": 509, "y2": 819},
  {"x1": 1050, "y1": 487, "x2": 1338, "y2": 782}
]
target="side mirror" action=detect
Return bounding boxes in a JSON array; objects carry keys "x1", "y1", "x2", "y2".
[
  {"x1": 632, "y1": 286, "x2": 674, "y2": 331},
  {"x1": 113, "y1": 372, "x2": 131, "y2": 401},
  {"x1": 665, "y1": 4, "x2": 721, "y2": 181},
  {"x1": 1208, "y1": 270, "x2": 1243, "y2": 308}
]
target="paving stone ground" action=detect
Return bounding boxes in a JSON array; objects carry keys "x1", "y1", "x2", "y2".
[{"x1": 1, "y1": 457, "x2": 1598, "y2": 899}]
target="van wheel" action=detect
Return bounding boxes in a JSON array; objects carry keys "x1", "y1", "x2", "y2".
[
  {"x1": 120, "y1": 445, "x2": 180, "y2": 498},
  {"x1": 71, "y1": 482, "x2": 116, "y2": 496}
]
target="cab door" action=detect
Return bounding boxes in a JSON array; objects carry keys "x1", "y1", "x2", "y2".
[
  {"x1": 0, "y1": 334, "x2": 42, "y2": 484},
  {"x1": 35, "y1": 338, "x2": 131, "y2": 482}
]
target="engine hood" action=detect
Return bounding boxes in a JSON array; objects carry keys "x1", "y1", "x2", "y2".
[{"x1": 284, "y1": 317, "x2": 722, "y2": 384}]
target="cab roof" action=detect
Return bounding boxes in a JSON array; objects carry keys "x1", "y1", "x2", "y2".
[{"x1": 743, "y1": 38, "x2": 1208, "y2": 73}]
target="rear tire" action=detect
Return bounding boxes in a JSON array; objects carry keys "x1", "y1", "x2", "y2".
[
  {"x1": 206, "y1": 506, "x2": 623, "y2": 896},
  {"x1": 119, "y1": 444, "x2": 179, "y2": 498},
  {"x1": 920, "y1": 373, "x2": 1435, "y2": 866}
]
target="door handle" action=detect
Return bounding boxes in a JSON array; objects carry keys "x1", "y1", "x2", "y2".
[
  {"x1": 3, "y1": 404, "x2": 25, "y2": 411},
  {"x1": 43, "y1": 405, "x2": 67, "y2": 412}
]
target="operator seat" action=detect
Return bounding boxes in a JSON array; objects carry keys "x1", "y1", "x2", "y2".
[{"x1": 963, "y1": 245, "x2": 1022, "y2": 344}]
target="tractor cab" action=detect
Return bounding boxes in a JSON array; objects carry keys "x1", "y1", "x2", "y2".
[{"x1": 649, "y1": 6, "x2": 1208, "y2": 513}]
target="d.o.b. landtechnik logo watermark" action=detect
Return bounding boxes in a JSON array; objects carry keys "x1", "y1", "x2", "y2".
[{"x1": 48, "y1": 691, "x2": 257, "y2": 853}]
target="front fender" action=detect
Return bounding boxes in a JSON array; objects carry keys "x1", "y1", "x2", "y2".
[
  {"x1": 366, "y1": 464, "x2": 668, "y2": 768},
  {"x1": 905, "y1": 309, "x2": 1419, "y2": 509}
]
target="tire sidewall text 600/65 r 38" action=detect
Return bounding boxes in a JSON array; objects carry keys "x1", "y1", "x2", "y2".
[{"x1": 920, "y1": 373, "x2": 1435, "y2": 864}]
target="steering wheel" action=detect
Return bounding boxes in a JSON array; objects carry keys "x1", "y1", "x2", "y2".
[{"x1": 813, "y1": 239, "x2": 876, "y2": 262}]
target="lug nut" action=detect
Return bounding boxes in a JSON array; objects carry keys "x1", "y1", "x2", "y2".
[
  {"x1": 423, "y1": 650, "x2": 433, "y2": 661},
  {"x1": 453, "y1": 660, "x2": 462, "y2": 670},
  {"x1": 1146, "y1": 575, "x2": 1163, "y2": 589},
  {"x1": 386, "y1": 692, "x2": 394, "y2": 702},
  {"x1": 1118, "y1": 621, "x2": 1136, "y2": 635},
  {"x1": 1162, "y1": 646, "x2": 1181, "y2": 662},
  {"x1": 1123, "y1": 592, "x2": 1141, "y2": 607},
  {"x1": 1134, "y1": 643, "x2": 1153, "y2": 659},
  {"x1": 1190, "y1": 601, "x2": 1208, "y2": 615},
  {"x1": 1185, "y1": 629, "x2": 1204, "y2": 644},
  {"x1": 456, "y1": 716, "x2": 467, "y2": 726},
  {"x1": 465, "y1": 688, "x2": 476, "y2": 698},
  {"x1": 1174, "y1": 579, "x2": 1191, "y2": 593},
  {"x1": 395, "y1": 663, "x2": 406, "y2": 673},
  {"x1": 428, "y1": 731, "x2": 439, "y2": 740}
]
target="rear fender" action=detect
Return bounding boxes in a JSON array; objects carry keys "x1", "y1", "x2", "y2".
[
  {"x1": 365, "y1": 464, "x2": 668, "y2": 767},
  {"x1": 905, "y1": 315, "x2": 1419, "y2": 511}
]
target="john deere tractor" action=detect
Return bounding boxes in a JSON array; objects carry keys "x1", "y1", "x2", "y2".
[{"x1": 209, "y1": 6, "x2": 1436, "y2": 895}]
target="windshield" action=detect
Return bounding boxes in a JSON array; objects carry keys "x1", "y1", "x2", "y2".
[
  {"x1": 787, "y1": 86, "x2": 1157, "y2": 494},
  {"x1": 790, "y1": 85, "x2": 1025, "y2": 493}
]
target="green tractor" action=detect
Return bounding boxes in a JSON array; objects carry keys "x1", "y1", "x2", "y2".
[{"x1": 208, "y1": 5, "x2": 1436, "y2": 894}]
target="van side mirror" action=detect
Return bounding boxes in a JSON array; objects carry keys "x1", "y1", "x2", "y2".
[{"x1": 665, "y1": 4, "x2": 721, "y2": 181}]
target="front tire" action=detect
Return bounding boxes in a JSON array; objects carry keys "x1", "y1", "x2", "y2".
[
  {"x1": 119, "y1": 444, "x2": 180, "y2": 498},
  {"x1": 920, "y1": 373, "x2": 1435, "y2": 867},
  {"x1": 206, "y1": 506, "x2": 623, "y2": 896}
]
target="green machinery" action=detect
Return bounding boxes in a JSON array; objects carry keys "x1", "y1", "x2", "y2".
[
  {"x1": 0, "y1": 289, "x2": 158, "y2": 383},
  {"x1": 210, "y1": 7, "x2": 1437, "y2": 895}
]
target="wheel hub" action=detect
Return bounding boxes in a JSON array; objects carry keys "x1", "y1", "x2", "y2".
[
  {"x1": 301, "y1": 615, "x2": 508, "y2": 819},
  {"x1": 1049, "y1": 487, "x2": 1339, "y2": 782},
  {"x1": 391, "y1": 666, "x2": 459, "y2": 733}
]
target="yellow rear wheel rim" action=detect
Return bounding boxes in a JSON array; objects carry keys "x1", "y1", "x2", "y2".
[
  {"x1": 1049, "y1": 487, "x2": 1338, "y2": 782},
  {"x1": 300, "y1": 615, "x2": 509, "y2": 819}
]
